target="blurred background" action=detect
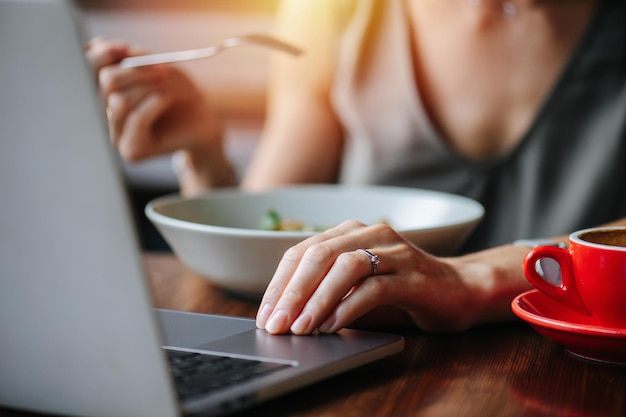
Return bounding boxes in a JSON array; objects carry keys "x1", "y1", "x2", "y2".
[{"x1": 77, "y1": 0, "x2": 280, "y2": 250}]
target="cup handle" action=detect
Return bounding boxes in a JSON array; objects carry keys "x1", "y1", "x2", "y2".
[{"x1": 522, "y1": 246, "x2": 590, "y2": 316}]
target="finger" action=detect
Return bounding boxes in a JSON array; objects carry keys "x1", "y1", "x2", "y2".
[
  {"x1": 86, "y1": 38, "x2": 129, "y2": 71},
  {"x1": 316, "y1": 240, "x2": 420, "y2": 333},
  {"x1": 262, "y1": 222, "x2": 393, "y2": 334},
  {"x1": 256, "y1": 220, "x2": 367, "y2": 330},
  {"x1": 317, "y1": 242, "x2": 424, "y2": 333},
  {"x1": 99, "y1": 64, "x2": 165, "y2": 97},
  {"x1": 289, "y1": 249, "x2": 381, "y2": 334},
  {"x1": 262, "y1": 243, "x2": 336, "y2": 334},
  {"x1": 100, "y1": 65, "x2": 167, "y2": 148},
  {"x1": 117, "y1": 92, "x2": 172, "y2": 161},
  {"x1": 106, "y1": 85, "x2": 156, "y2": 145},
  {"x1": 319, "y1": 274, "x2": 400, "y2": 333}
]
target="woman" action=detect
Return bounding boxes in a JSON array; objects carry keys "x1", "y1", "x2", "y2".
[{"x1": 87, "y1": 0, "x2": 626, "y2": 334}]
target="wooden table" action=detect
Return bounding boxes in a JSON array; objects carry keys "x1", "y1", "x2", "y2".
[{"x1": 3, "y1": 253, "x2": 626, "y2": 417}]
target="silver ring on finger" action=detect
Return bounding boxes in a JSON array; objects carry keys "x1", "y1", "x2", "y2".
[{"x1": 356, "y1": 248, "x2": 380, "y2": 276}]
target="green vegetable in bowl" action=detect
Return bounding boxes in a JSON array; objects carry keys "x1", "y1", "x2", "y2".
[
  {"x1": 259, "y1": 209, "x2": 389, "y2": 232},
  {"x1": 259, "y1": 209, "x2": 327, "y2": 232},
  {"x1": 259, "y1": 209, "x2": 282, "y2": 231}
]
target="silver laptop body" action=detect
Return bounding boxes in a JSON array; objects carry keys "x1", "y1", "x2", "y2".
[{"x1": 0, "y1": 1, "x2": 404, "y2": 416}]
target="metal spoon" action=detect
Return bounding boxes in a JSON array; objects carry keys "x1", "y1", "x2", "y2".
[{"x1": 119, "y1": 34, "x2": 303, "y2": 68}]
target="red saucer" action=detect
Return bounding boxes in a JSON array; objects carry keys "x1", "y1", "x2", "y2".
[{"x1": 512, "y1": 290, "x2": 626, "y2": 365}]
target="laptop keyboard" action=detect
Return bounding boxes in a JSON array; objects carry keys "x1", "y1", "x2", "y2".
[{"x1": 165, "y1": 349, "x2": 291, "y2": 401}]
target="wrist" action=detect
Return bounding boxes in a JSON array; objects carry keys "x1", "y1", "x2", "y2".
[
  {"x1": 172, "y1": 141, "x2": 237, "y2": 196},
  {"x1": 451, "y1": 245, "x2": 533, "y2": 327}
]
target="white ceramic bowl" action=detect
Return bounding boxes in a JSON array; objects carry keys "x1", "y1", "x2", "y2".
[{"x1": 145, "y1": 185, "x2": 484, "y2": 297}]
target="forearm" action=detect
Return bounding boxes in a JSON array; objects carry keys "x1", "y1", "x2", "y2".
[
  {"x1": 450, "y1": 244, "x2": 534, "y2": 326},
  {"x1": 455, "y1": 217, "x2": 626, "y2": 327}
]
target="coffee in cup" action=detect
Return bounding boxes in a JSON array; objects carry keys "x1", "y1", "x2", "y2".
[
  {"x1": 522, "y1": 227, "x2": 626, "y2": 328},
  {"x1": 579, "y1": 229, "x2": 626, "y2": 247}
]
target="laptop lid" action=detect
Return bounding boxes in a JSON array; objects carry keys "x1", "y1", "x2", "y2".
[
  {"x1": 0, "y1": 1, "x2": 180, "y2": 415},
  {"x1": 0, "y1": 1, "x2": 404, "y2": 416}
]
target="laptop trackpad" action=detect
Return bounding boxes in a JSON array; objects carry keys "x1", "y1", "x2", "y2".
[{"x1": 157, "y1": 309, "x2": 257, "y2": 348}]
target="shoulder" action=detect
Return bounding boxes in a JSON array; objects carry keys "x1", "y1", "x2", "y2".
[
  {"x1": 273, "y1": 0, "x2": 363, "y2": 39},
  {"x1": 270, "y1": 0, "x2": 363, "y2": 93}
]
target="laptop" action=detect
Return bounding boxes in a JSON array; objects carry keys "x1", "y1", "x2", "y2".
[{"x1": 0, "y1": 1, "x2": 404, "y2": 416}]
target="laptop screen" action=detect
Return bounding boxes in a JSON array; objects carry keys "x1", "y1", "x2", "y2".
[{"x1": 0, "y1": 1, "x2": 180, "y2": 415}]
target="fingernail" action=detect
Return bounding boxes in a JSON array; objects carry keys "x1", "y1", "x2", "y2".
[
  {"x1": 256, "y1": 303, "x2": 273, "y2": 329},
  {"x1": 265, "y1": 310, "x2": 288, "y2": 334},
  {"x1": 290, "y1": 312, "x2": 313, "y2": 335},
  {"x1": 318, "y1": 314, "x2": 337, "y2": 334}
]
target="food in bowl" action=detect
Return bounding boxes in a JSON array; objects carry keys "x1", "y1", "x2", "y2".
[
  {"x1": 259, "y1": 209, "x2": 388, "y2": 232},
  {"x1": 259, "y1": 209, "x2": 328, "y2": 231},
  {"x1": 145, "y1": 185, "x2": 484, "y2": 298}
]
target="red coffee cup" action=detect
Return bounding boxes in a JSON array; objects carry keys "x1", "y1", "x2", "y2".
[{"x1": 522, "y1": 227, "x2": 626, "y2": 328}]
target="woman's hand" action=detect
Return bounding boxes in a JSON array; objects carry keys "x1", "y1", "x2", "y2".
[
  {"x1": 255, "y1": 220, "x2": 493, "y2": 335},
  {"x1": 85, "y1": 38, "x2": 230, "y2": 193}
]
